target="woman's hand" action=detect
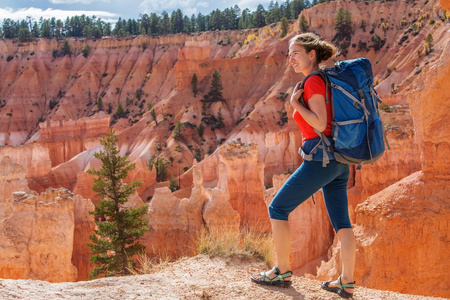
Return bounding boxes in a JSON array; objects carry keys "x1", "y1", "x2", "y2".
[{"x1": 290, "y1": 82, "x2": 304, "y2": 107}]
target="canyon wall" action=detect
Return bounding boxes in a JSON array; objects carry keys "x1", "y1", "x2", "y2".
[
  {"x1": 0, "y1": 0, "x2": 448, "y2": 297},
  {"x1": 0, "y1": 189, "x2": 81, "y2": 282}
]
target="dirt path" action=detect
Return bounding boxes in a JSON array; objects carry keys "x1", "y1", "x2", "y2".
[{"x1": 0, "y1": 255, "x2": 447, "y2": 299}]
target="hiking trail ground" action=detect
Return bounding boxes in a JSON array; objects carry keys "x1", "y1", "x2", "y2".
[{"x1": 0, "y1": 255, "x2": 447, "y2": 299}]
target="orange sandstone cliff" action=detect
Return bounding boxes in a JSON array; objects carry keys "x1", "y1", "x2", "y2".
[{"x1": 0, "y1": 0, "x2": 448, "y2": 298}]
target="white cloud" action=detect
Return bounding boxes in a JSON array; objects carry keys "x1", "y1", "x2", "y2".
[
  {"x1": 197, "y1": 2, "x2": 208, "y2": 8},
  {"x1": 0, "y1": 7, "x2": 119, "y2": 23},
  {"x1": 49, "y1": 0, "x2": 110, "y2": 4},
  {"x1": 229, "y1": 0, "x2": 271, "y2": 10},
  {"x1": 138, "y1": 0, "x2": 204, "y2": 14},
  {"x1": 184, "y1": 7, "x2": 198, "y2": 16}
]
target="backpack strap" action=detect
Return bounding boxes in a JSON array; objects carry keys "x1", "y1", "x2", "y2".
[
  {"x1": 298, "y1": 133, "x2": 333, "y2": 167},
  {"x1": 298, "y1": 70, "x2": 329, "y2": 106},
  {"x1": 297, "y1": 70, "x2": 333, "y2": 167},
  {"x1": 372, "y1": 87, "x2": 391, "y2": 151}
]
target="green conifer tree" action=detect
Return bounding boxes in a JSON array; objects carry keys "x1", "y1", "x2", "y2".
[
  {"x1": 207, "y1": 70, "x2": 224, "y2": 101},
  {"x1": 191, "y1": 73, "x2": 198, "y2": 97},
  {"x1": 299, "y1": 15, "x2": 309, "y2": 33},
  {"x1": 97, "y1": 97, "x2": 103, "y2": 110},
  {"x1": 173, "y1": 121, "x2": 184, "y2": 139},
  {"x1": 87, "y1": 130, "x2": 148, "y2": 279},
  {"x1": 215, "y1": 108, "x2": 225, "y2": 129},
  {"x1": 150, "y1": 109, "x2": 157, "y2": 124},
  {"x1": 62, "y1": 39, "x2": 72, "y2": 56},
  {"x1": 280, "y1": 17, "x2": 289, "y2": 38},
  {"x1": 197, "y1": 123, "x2": 205, "y2": 137},
  {"x1": 333, "y1": 8, "x2": 353, "y2": 54},
  {"x1": 169, "y1": 175, "x2": 179, "y2": 192},
  {"x1": 115, "y1": 102, "x2": 125, "y2": 119},
  {"x1": 147, "y1": 157, "x2": 168, "y2": 182}
]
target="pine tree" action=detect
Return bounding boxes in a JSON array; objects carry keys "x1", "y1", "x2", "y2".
[
  {"x1": 372, "y1": 33, "x2": 382, "y2": 51},
  {"x1": 97, "y1": 97, "x2": 103, "y2": 110},
  {"x1": 82, "y1": 44, "x2": 90, "y2": 58},
  {"x1": 173, "y1": 121, "x2": 184, "y2": 139},
  {"x1": 18, "y1": 28, "x2": 31, "y2": 42},
  {"x1": 62, "y1": 39, "x2": 71, "y2": 55},
  {"x1": 87, "y1": 130, "x2": 148, "y2": 279},
  {"x1": 299, "y1": 15, "x2": 309, "y2": 33},
  {"x1": 280, "y1": 17, "x2": 289, "y2": 38},
  {"x1": 333, "y1": 8, "x2": 353, "y2": 54},
  {"x1": 197, "y1": 123, "x2": 205, "y2": 137},
  {"x1": 253, "y1": 4, "x2": 266, "y2": 28},
  {"x1": 150, "y1": 109, "x2": 157, "y2": 124},
  {"x1": 169, "y1": 175, "x2": 179, "y2": 192},
  {"x1": 425, "y1": 33, "x2": 433, "y2": 48},
  {"x1": 215, "y1": 108, "x2": 225, "y2": 129},
  {"x1": 207, "y1": 70, "x2": 224, "y2": 101},
  {"x1": 191, "y1": 73, "x2": 198, "y2": 97},
  {"x1": 147, "y1": 157, "x2": 168, "y2": 182},
  {"x1": 115, "y1": 102, "x2": 126, "y2": 118}
]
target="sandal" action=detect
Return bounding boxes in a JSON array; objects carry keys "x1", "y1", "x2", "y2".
[
  {"x1": 250, "y1": 266, "x2": 292, "y2": 287},
  {"x1": 321, "y1": 275, "x2": 355, "y2": 298}
]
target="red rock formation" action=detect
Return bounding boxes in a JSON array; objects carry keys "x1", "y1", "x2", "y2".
[
  {"x1": 0, "y1": 188, "x2": 78, "y2": 282},
  {"x1": 203, "y1": 188, "x2": 241, "y2": 233},
  {"x1": 34, "y1": 115, "x2": 110, "y2": 167},
  {"x1": 217, "y1": 140, "x2": 270, "y2": 230},
  {"x1": 72, "y1": 194, "x2": 96, "y2": 281},
  {"x1": 143, "y1": 163, "x2": 240, "y2": 258},
  {"x1": 144, "y1": 187, "x2": 192, "y2": 258},
  {"x1": 0, "y1": 143, "x2": 51, "y2": 202}
]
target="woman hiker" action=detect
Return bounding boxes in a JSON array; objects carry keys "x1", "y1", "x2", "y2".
[{"x1": 250, "y1": 33, "x2": 356, "y2": 299}]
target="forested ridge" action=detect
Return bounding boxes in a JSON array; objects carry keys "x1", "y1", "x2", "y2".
[{"x1": 1, "y1": 0, "x2": 389, "y2": 40}]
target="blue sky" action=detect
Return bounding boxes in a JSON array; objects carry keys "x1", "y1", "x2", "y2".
[{"x1": 0, "y1": 0, "x2": 273, "y2": 23}]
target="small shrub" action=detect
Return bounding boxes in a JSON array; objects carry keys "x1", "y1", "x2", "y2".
[
  {"x1": 82, "y1": 44, "x2": 90, "y2": 58},
  {"x1": 277, "y1": 92, "x2": 288, "y2": 100},
  {"x1": 49, "y1": 100, "x2": 58, "y2": 110},
  {"x1": 169, "y1": 176, "x2": 179, "y2": 192},
  {"x1": 6, "y1": 55, "x2": 13, "y2": 62},
  {"x1": 380, "y1": 102, "x2": 393, "y2": 112}
]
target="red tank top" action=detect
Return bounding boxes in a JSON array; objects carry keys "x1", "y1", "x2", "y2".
[{"x1": 293, "y1": 75, "x2": 332, "y2": 142}]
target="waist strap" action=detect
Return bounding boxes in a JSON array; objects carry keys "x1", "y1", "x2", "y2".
[{"x1": 299, "y1": 132, "x2": 333, "y2": 167}]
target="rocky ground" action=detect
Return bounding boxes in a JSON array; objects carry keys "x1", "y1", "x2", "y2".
[{"x1": 0, "y1": 255, "x2": 447, "y2": 300}]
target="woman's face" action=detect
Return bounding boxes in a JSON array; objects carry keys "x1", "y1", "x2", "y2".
[{"x1": 288, "y1": 43, "x2": 314, "y2": 74}]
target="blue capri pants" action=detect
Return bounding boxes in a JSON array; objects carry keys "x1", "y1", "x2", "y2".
[{"x1": 268, "y1": 160, "x2": 352, "y2": 233}]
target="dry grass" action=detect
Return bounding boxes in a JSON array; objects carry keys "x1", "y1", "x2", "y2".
[
  {"x1": 197, "y1": 226, "x2": 274, "y2": 266},
  {"x1": 128, "y1": 226, "x2": 274, "y2": 275},
  {"x1": 127, "y1": 250, "x2": 171, "y2": 275}
]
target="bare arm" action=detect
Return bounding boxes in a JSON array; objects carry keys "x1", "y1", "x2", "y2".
[{"x1": 290, "y1": 82, "x2": 328, "y2": 132}]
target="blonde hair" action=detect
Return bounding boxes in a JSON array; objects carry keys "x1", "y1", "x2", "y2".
[{"x1": 289, "y1": 33, "x2": 336, "y2": 64}]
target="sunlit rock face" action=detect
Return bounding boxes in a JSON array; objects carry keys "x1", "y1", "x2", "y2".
[{"x1": 0, "y1": 189, "x2": 79, "y2": 282}]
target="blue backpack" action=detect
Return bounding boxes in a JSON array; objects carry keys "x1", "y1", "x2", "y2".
[{"x1": 298, "y1": 58, "x2": 389, "y2": 169}]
